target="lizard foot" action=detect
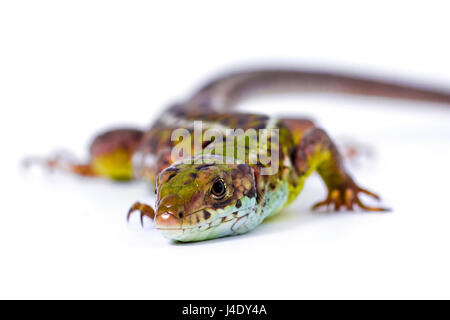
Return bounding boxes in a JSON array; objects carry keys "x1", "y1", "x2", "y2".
[
  {"x1": 127, "y1": 202, "x2": 155, "y2": 226},
  {"x1": 312, "y1": 183, "x2": 389, "y2": 212},
  {"x1": 22, "y1": 151, "x2": 95, "y2": 177}
]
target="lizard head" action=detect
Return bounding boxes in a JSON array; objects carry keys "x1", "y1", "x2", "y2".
[{"x1": 154, "y1": 155, "x2": 258, "y2": 242}]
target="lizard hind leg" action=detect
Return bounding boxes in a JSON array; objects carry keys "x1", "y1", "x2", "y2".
[
  {"x1": 23, "y1": 150, "x2": 96, "y2": 177},
  {"x1": 24, "y1": 128, "x2": 144, "y2": 181},
  {"x1": 293, "y1": 127, "x2": 388, "y2": 212}
]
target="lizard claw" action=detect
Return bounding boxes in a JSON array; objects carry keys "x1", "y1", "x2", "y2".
[
  {"x1": 312, "y1": 184, "x2": 389, "y2": 212},
  {"x1": 22, "y1": 151, "x2": 95, "y2": 177},
  {"x1": 127, "y1": 202, "x2": 156, "y2": 227}
]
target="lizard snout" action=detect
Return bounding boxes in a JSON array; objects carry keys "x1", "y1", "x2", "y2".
[{"x1": 155, "y1": 194, "x2": 185, "y2": 229}]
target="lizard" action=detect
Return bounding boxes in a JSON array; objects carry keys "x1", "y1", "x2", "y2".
[{"x1": 26, "y1": 68, "x2": 450, "y2": 242}]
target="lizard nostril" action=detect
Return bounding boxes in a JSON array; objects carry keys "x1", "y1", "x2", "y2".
[
  {"x1": 155, "y1": 195, "x2": 186, "y2": 228},
  {"x1": 160, "y1": 213, "x2": 171, "y2": 220},
  {"x1": 155, "y1": 212, "x2": 179, "y2": 228}
]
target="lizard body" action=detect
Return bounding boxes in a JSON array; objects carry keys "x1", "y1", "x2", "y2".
[{"x1": 30, "y1": 68, "x2": 450, "y2": 242}]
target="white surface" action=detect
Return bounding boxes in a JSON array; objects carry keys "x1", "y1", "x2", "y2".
[{"x1": 1, "y1": 1, "x2": 450, "y2": 299}]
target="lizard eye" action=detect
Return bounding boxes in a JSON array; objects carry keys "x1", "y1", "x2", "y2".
[{"x1": 211, "y1": 179, "x2": 226, "y2": 200}]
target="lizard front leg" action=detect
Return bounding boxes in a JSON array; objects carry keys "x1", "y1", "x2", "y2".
[{"x1": 293, "y1": 127, "x2": 387, "y2": 212}]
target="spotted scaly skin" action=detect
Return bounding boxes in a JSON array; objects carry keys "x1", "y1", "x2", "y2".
[{"x1": 28, "y1": 69, "x2": 450, "y2": 242}]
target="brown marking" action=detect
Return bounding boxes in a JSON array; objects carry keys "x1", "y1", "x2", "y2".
[
  {"x1": 237, "y1": 163, "x2": 250, "y2": 174},
  {"x1": 189, "y1": 172, "x2": 198, "y2": 179},
  {"x1": 211, "y1": 197, "x2": 233, "y2": 209},
  {"x1": 246, "y1": 188, "x2": 256, "y2": 199},
  {"x1": 196, "y1": 164, "x2": 214, "y2": 170},
  {"x1": 188, "y1": 191, "x2": 204, "y2": 213}
]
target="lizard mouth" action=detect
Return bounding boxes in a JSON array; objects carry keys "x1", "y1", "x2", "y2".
[
  {"x1": 156, "y1": 208, "x2": 253, "y2": 241},
  {"x1": 156, "y1": 208, "x2": 249, "y2": 231}
]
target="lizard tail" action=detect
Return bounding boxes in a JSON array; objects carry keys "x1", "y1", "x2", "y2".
[{"x1": 183, "y1": 69, "x2": 450, "y2": 111}]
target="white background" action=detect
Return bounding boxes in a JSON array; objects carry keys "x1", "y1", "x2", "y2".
[{"x1": 1, "y1": 1, "x2": 450, "y2": 299}]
